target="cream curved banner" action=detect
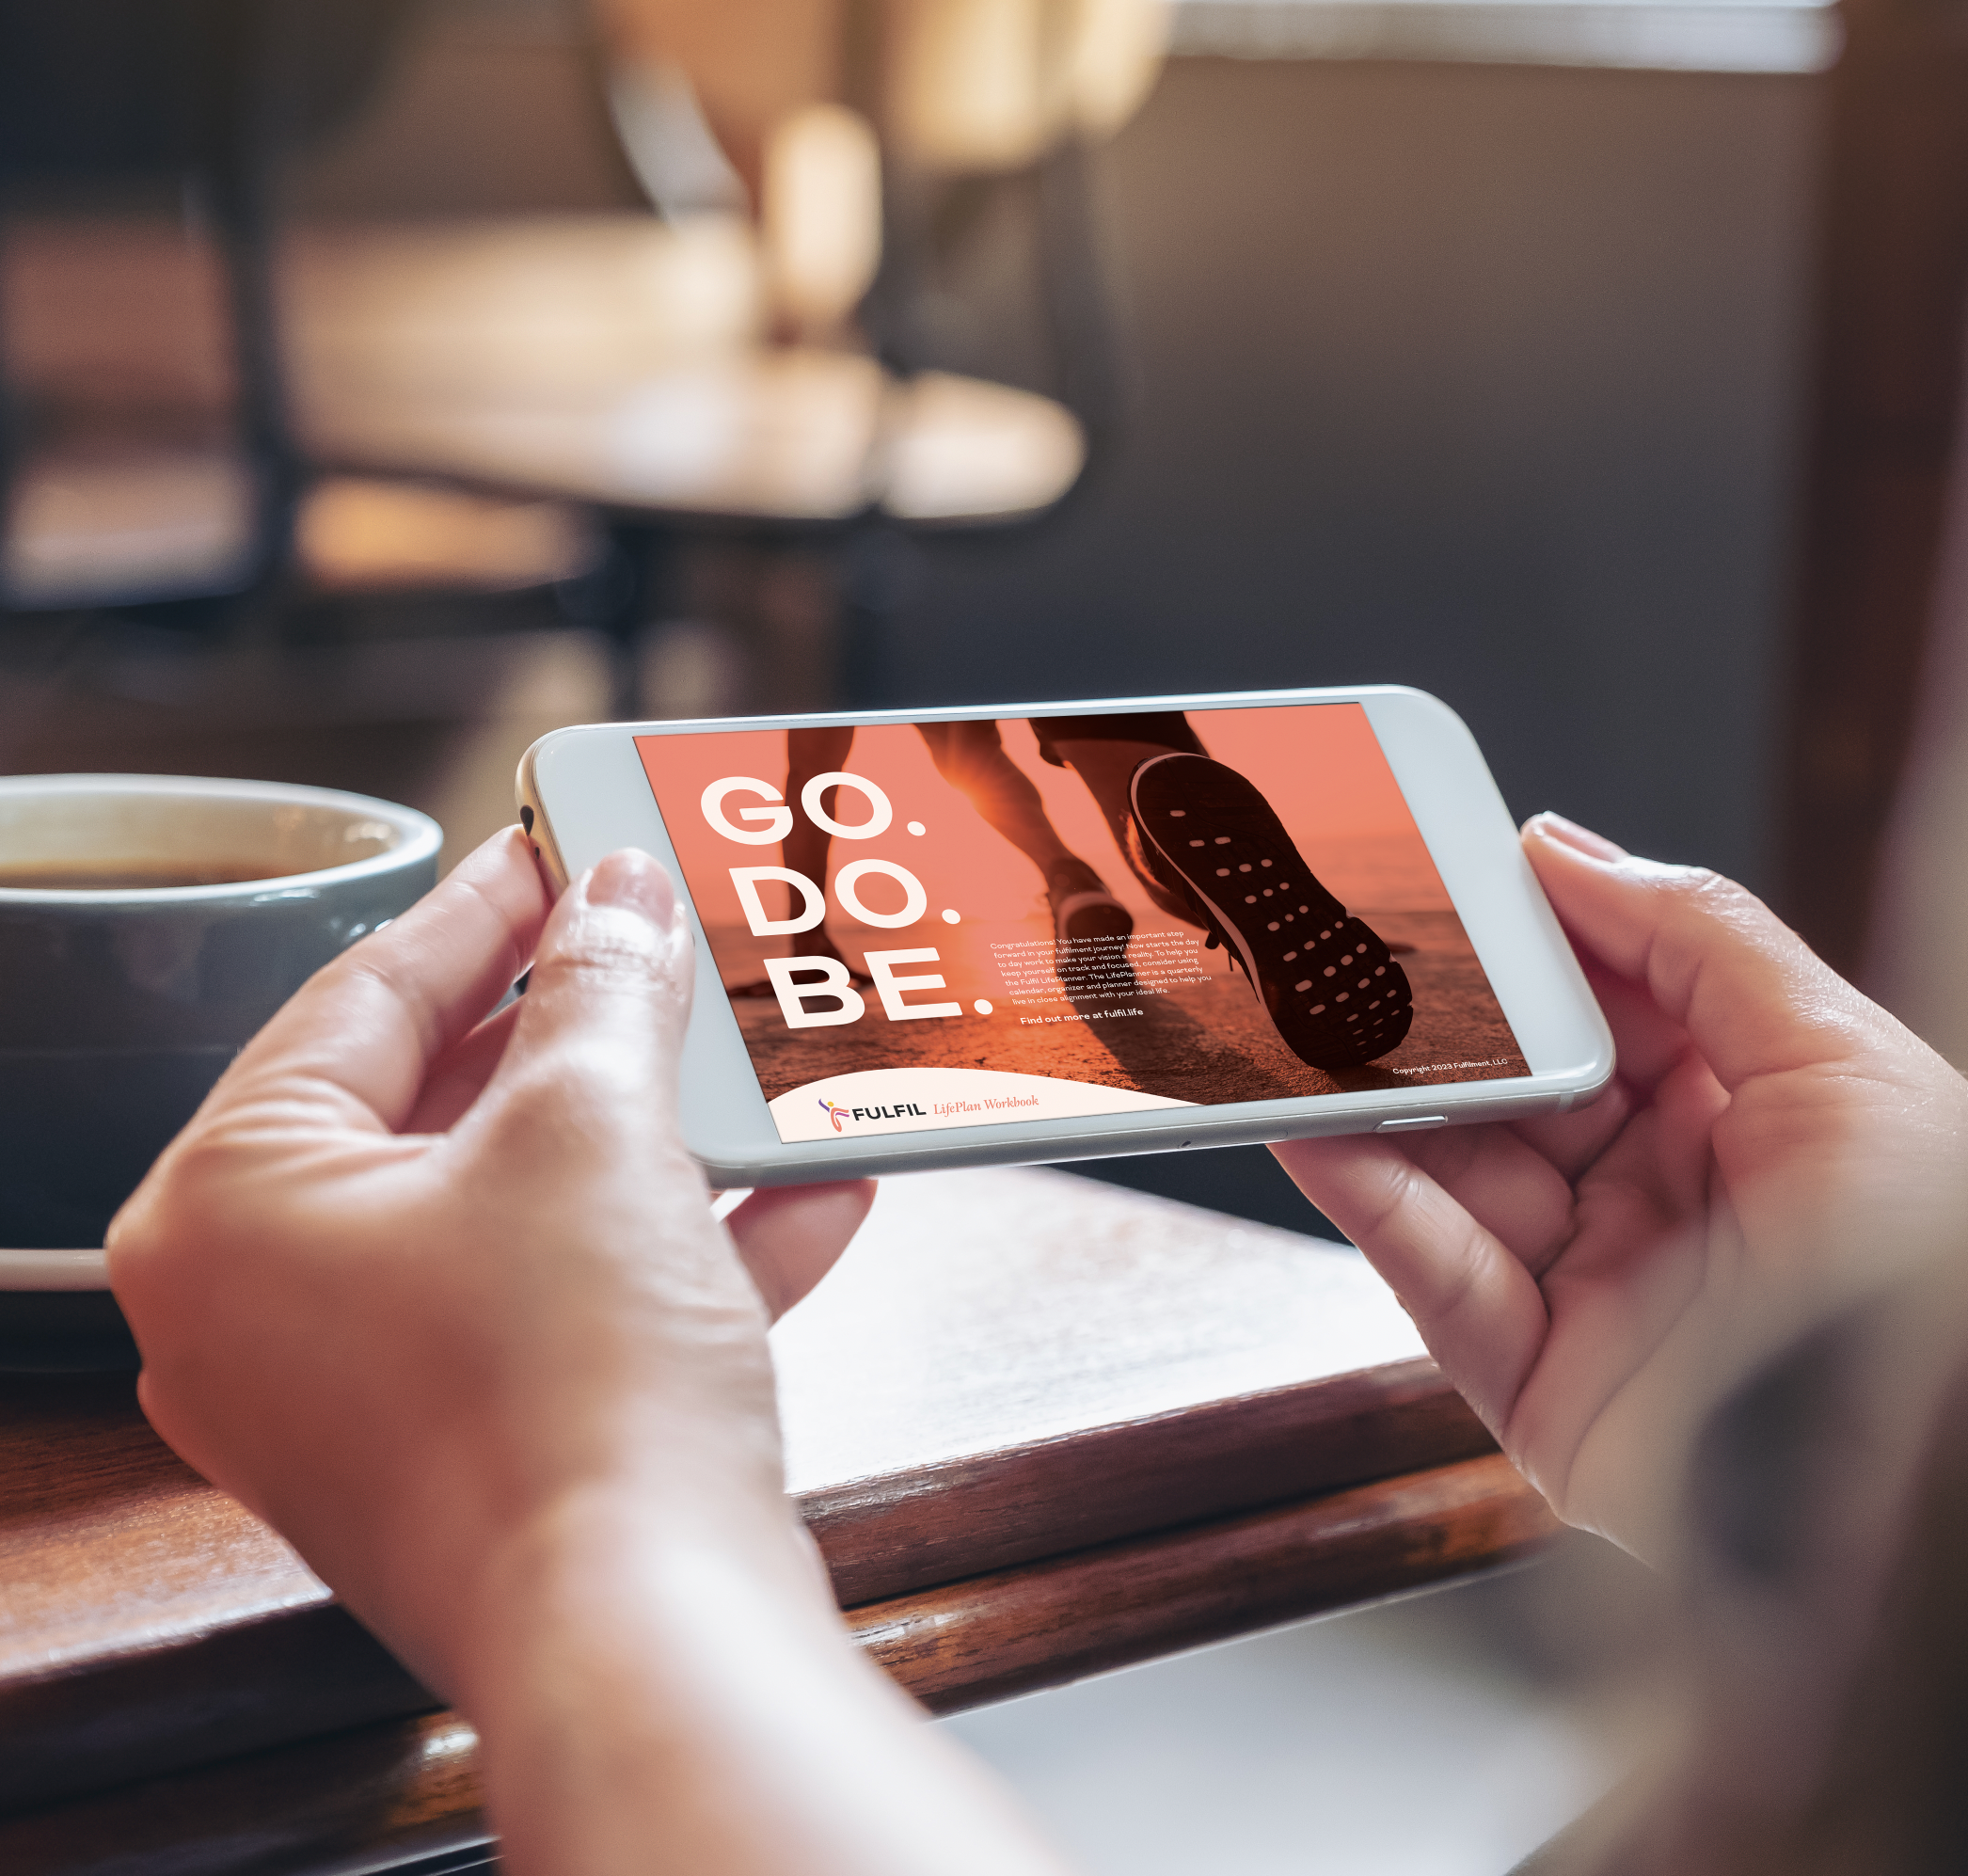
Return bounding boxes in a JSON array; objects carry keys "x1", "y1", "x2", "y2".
[{"x1": 770, "y1": 1065, "x2": 1191, "y2": 1143}]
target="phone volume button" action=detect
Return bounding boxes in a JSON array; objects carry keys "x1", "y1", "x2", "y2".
[{"x1": 1375, "y1": 1115, "x2": 1447, "y2": 1134}]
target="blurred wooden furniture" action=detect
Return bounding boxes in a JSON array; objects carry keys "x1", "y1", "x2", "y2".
[
  {"x1": 0, "y1": 215, "x2": 601, "y2": 609},
  {"x1": 3, "y1": 1, "x2": 1158, "y2": 714},
  {"x1": 2, "y1": 211, "x2": 1081, "y2": 538},
  {"x1": 286, "y1": 215, "x2": 1086, "y2": 529},
  {"x1": 0, "y1": 0, "x2": 423, "y2": 614},
  {"x1": 285, "y1": 0, "x2": 1168, "y2": 708},
  {"x1": 0, "y1": 1169, "x2": 1552, "y2": 1875},
  {"x1": 2, "y1": 207, "x2": 1084, "y2": 718},
  {"x1": 1780, "y1": 0, "x2": 1968, "y2": 978}
]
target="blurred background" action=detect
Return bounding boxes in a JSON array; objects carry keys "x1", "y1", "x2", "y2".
[
  {"x1": 3, "y1": 0, "x2": 1965, "y2": 1232},
  {"x1": 7, "y1": 4, "x2": 1965, "y2": 1866}
]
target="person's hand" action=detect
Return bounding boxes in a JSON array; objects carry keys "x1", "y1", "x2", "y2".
[
  {"x1": 107, "y1": 829, "x2": 874, "y2": 1702},
  {"x1": 1274, "y1": 815, "x2": 1968, "y2": 1563}
]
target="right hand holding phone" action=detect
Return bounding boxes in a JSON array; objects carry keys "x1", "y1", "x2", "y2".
[{"x1": 1273, "y1": 814, "x2": 1968, "y2": 1564}]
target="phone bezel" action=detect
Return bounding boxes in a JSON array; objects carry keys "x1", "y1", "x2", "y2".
[{"x1": 519, "y1": 686, "x2": 1615, "y2": 1185}]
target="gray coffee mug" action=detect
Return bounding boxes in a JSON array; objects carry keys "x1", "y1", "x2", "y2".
[{"x1": 0, "y1": 775, "x2": 440, "y2": 1363}]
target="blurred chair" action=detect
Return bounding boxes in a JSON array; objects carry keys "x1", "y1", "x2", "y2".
[
  {"x1": 595, "y1": 0, "x2": 1167, "y2": 493},
  {"x1": 0, "y1": 0, "x2": 435, "y2": 614},
  {"x1": 1, "y1": 216, "x2": 602, "y2": 612},
  {"x1": 277, "y1": 0, "x2": 1167, "y2": 710}
]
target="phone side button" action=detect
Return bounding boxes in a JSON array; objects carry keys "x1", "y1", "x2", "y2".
[{"x1": 1375, "y1": 1115, "x2": 1447, "y2": 1134}]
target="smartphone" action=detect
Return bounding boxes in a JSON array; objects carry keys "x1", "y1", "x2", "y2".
[{"x1": 518, "y1": 687, "x2": 1613, "y2": 1186}]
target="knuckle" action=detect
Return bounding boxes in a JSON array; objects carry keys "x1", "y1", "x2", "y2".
[
  {"x1": 139, "y1": 1125, "x2": 250, "y2": 1232},
  {"x1": 106, "y1": 1120, "x2": 253, "y2": 1294},
  {"x1": 489, "y1": 1038, "x2": 673, "y2": 1153},
  {"x1": 1646, "y1": 862, "x2": 1732, "y2": 909},
  {"x1": 1427, "y1": 1222, "x2": 1487, "y2": 1328},
  {"x1": 556, "y1": 900, "x2": 664, "y2": 966},
  {"x1": 535, "y1": 931, "x2": 689, "y2": 1010},
  {"x1": 1661, "y1": 865, "x2": 1769, "y2": 933}
]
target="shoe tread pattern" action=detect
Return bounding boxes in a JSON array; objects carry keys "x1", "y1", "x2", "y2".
[{"x1": 1131, "y1": 754, "x2": 1414, "y2": 1070}]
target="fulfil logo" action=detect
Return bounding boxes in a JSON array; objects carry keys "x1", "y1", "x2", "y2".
[{"x1": 817, "y1": 1096, "x2": 928, "y2": 1130}]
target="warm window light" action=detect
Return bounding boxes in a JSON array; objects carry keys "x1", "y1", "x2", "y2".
[
  {"x1": 1066, "y1": 0, "x2": 1169, "y2": 140},
  {"x1": 594, "y1": 0, "x2": 1167, "y2": 184},
  {"x1": 590, "y1": 0, "x2": 843, "y2": 197},
  {"x1": 762, "y1": 103, "x2": 882, "y2": 340},
  {"x1": 887, "y1": 0, "x2": 1169, "y2": 170},
  {"x1": 889, "y1": 0, "x2": 1048, "y2": 170},
  {"x1": 296, "y1": 478, "x2": 596, "y2": 592}
]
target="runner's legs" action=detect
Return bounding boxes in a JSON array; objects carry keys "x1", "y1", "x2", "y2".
[
  {"x1": 915, "y1": 722, "x2": 1133, "y2": 953},
  {"x1": 779, "y1": 723, "x2": 855, "y2": 900},
  {"x1": 914, "y1": 722, "x2": 1079, "y2": 878}
]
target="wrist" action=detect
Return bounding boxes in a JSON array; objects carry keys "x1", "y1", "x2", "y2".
[
  {"x1": 454, "y1": 1478, "x2": 875, "y2": 1875},
  {"x1": 455, "y1": 1469, "x2": 840, "y2": 1722}
]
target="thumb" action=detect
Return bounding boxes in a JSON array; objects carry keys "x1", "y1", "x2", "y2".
[
  {"x1": 475, "y1": 852, "x2": 873, "y2": 1318},
  {"x1": 471, "y1": 849, "x2": 695, "y2": 1153},
  {"x1": 1522, "y1": 815, "x2": 1901, "y2": 1092}
]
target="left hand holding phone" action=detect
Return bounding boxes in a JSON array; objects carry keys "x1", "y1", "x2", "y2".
[
  {"x1": 108, "y1": 827, "x2": 868, "y2": 1693},
  {"x1": 107, "y1": 838, "x2": 1078, "y2": 1873},
  {"x1": 109, "y1": 831, "x2": 1070, "y2": 1875}
]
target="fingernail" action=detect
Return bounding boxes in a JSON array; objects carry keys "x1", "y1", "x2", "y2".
[
  {"x1": 584, "y1": 849, "x2": 676, "y2": 923},
  {"x1": 1526, "y1": 812, "x2": 1628, "y2": 862}
]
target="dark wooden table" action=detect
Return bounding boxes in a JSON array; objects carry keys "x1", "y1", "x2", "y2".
[{"x1": 0, "y1": 1169, "x2": 1555, "y2": 1874}]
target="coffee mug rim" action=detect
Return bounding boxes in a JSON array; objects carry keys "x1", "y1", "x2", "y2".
[{"x1": 0, "y1": 773, "x2": 443, "y2": 904}]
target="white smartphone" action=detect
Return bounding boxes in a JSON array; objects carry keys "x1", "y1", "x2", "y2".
[{"x1": 518, "y1": 687, "x2": 1613, "y2": 1186}]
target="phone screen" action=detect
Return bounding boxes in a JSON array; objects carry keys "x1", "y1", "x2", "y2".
[{"x1": 636, "y1": 703, "x2": 1530, "y2": 1144}]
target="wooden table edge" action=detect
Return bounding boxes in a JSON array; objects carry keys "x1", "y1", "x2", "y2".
[{"x1": 0, "y1": 1454, "x2": 1558, "y2": 1873}]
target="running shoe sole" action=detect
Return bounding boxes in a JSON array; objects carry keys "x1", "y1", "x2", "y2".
[{"x1": 1129, "y1": 754, "x2": 1414, "y2": 1069}]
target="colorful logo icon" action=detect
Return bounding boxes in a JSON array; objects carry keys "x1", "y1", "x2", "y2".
[{"x1": 818, "y1": 1097, "x2": 849, "y2": 1133}]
